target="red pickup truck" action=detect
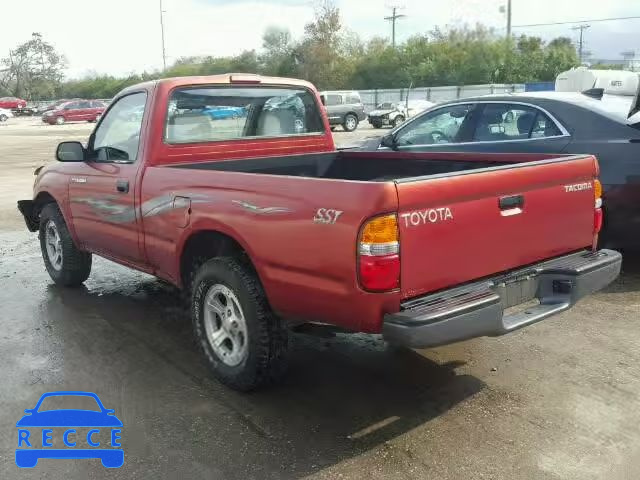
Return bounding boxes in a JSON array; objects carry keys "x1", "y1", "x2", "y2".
[{"x1": 18, "y1": 74, "x2": 621, "y2": 391}]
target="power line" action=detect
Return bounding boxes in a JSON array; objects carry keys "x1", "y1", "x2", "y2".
[
  {"x1": 384, "y1": 6, "x2": 406, "y2": 48},
  {"x1": 513, "y1": 15, "x2": 640, "y2": 28}
]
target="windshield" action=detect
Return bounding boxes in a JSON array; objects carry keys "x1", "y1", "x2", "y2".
[{"x1": 36, "y1": 395, "x2": 101, "y2": 412}]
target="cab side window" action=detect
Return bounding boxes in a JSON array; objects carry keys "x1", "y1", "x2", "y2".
[{"x1": 92, "y1": 92, "x2": 147, "y2": 162}]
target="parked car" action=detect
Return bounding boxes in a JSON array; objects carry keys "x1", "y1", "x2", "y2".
[
  {"x1": 0, "y1": 107, "x2": 13, "y2": 122},
  {"x1": 41, "y1": 99, "x2": 77, "y2": 114},
  {"x1": 42, "y1": 100, "x2": 106, "y2": 125},
  {"x1": 18, "y1": 74, "x2": 620, "y2": 391},
  {"x1": 367, "y1": 102, "x2": 407, "y2": 128},
  {"x1": 405, "y1": 99, "x2": 436, "y2": 118},
  {"x1": 202, "y1": 105, "x2": 247, "y2": 120},
  {"x1": 319, "y1": 91, "x2": 366, "y2": 132},
  {"x1": 359, "y1": 90, "x2": 640, "y2": 250},
  {"x1": 0, "y1": 96, "x2": 27, "y2": 111}
]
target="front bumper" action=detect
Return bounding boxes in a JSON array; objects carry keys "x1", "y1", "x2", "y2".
[
  {"x1": 383, "y1": 249, "x2": 622, "y2": 348},
  {"x1": 368, "y1": 116, "x2": 390, "y2": 125}
]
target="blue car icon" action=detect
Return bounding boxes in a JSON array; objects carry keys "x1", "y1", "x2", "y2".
[{"x1": 16, "y1": 391, "x2": 123, "y2": 468}]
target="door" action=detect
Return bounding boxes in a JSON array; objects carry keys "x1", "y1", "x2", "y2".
[
  {"x1": 63, "y1": 101, "x2": 81, "y2": 121},
  {"x1": 68, "y1": 91, "x2": 148, "y2": 264},
  {"x1": 325, "y1": 94, "x2": 345, "y2": 124},
  {"x1": 467, "y1": 103, "x2": 571, "y2": 153},
  {"x1": 77, "y1": 101, "x2": 95, "y2": 121},
  {"x1": 385, "y1": 103, "x2": 481, "y2": 152}
]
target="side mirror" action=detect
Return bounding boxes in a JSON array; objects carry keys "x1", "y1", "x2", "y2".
[
  {"x1": 56, "y1": 141, "x2": 86, "y2": 162},
  {"x1": 105, "y1": 409, "x2": 115, "y2": 415},
  {"x1": 380, "y1": 133, "x2": 397, "y2": 150},
  {"x1": 24, "y1": 409, "x2": 33, "y2": 414}
]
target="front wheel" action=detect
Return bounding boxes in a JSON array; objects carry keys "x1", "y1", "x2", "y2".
[
  {"x1": 0, "y1": 114, "x2": 7, "y2": 122},
  {"x1": 39, "y1": 204, "x2": 92, "y2": 286},
  {"x1": 343, "y1": 113, "x2": 358, "y2": 132},
  {"x1": 192, "y1": 257, "x2": 288, "y2": 391},
  {"x1": 55, "y1": 116, "x2": 65, "y2": 125},
  {"x1": 392, "y1": 115, "x2": 405, "y2": 128}
]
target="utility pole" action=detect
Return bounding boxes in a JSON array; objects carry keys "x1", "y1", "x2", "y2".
[
  {"x1": 499, "y1": 1, "x2": 512, "y2": 38},
  {"x1": 506, "y1": 0, "x2": 512, "y2": 38},
  {"x1": 384, "y1": 6, "x2": 406, "y2": 48},
  {"x1": 572, "y1": 24, "x2": 590, "y2": 64},
  {"x1": 159, "y1": 0, "x2": 167, "y2": 71}
]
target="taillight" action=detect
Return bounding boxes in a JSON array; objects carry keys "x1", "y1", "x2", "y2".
[
  {"x1": 594, "y1": 179, "x2": 603, "y2": 234},
  {"x1": 358, "y1": 214, "x2": 400, "y2": 291}
]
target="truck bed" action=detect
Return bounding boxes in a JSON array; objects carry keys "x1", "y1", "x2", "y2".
[
  {"x1": 147, "y1": 150, "x2": 599, "y2": 331},
  {"x1": 172, "y1": 150, "x2": 560, "y2": 182}
]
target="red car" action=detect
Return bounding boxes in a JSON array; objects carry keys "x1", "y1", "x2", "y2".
[
  {"x1": 0, "y1": 96, "x2": 27, "y2": 110},
  {"x1": 41, "y1": 100, "x2": 106, "y2": 125},
  {"x1": 18, "y1": 74, "x2": 621, "y2": 391}
]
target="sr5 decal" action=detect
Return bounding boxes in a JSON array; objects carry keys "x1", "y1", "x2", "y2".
[{"x1": 313, "y1": 208, "x2": 343, "y2": 224}]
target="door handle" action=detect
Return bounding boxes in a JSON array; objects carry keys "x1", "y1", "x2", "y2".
[
  {"x1": 499, "y1": 194, "x2": 524, "y2": 210},
  {"x1": 116, "y1": 180, "x2": 129, "y2": 193}
]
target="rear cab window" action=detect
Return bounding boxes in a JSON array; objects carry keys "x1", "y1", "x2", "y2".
[{"x1": 165, "y1": 86, "x2": 325, "y2": 144}]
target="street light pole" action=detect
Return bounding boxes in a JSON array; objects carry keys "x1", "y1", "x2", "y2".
[
  {"x1": 506, "y1": 0, "x2": 512, "y2": 38},
  {"x1": 160, "y1": 0, "x2": 167, "y2": 71}
]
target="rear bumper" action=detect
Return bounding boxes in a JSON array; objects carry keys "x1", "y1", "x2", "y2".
[
  {"x1": 383, "y1": 249, "x2": 622, "y2": 348},
  {"x1": 17, "y1": 200, "x2": 39, "y2": 232}
]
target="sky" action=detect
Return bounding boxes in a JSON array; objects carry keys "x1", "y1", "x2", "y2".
[{"x1": 1, "y1": 0, "x2": 638, "y2": 79}]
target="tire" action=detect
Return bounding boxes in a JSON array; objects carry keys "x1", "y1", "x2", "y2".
[
  {"x1": 371, "y1": 121, "x2": 382, "y2": 129},
  {"x1": 55, "y1": 116, "x2": 65, "y2": 125},
  {"x1": 192, "y1": 257, "x2": 288, "y2": 391},
  {"x1": 330, "y1": 126, "x2": 336, "y2": 131},
  {"x1": 392, "y1": 115, "x2": 405, "y2": 128},
  {"x1": 39, "y1": 203, "x2": 92, "y2": 287},
  {"x1": 342, "y1": 113, "x2": 358, "y2": 132},
  {"x1": 0, "y1": 114, "x2": 7, "y2": 122}
]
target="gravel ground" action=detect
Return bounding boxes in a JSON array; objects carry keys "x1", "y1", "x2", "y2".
[{"x1": 1, "y1": 116, "x2": 639, "y2": 479}]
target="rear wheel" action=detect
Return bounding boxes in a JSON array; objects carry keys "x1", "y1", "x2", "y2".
[
  {"x1": 55, "y1": 116, "x2": 65, "y2": 125},
  {"x1": 192, "y1": 257, "x2": 288, "y2": 391},
  {"x1": 39, "y1": 204, "x2": 92, "y2": 286},
  {"x1": 371, "y1": 121, "x2": 382, "y2": 129},
  {"x1": 0, "y1": 114, "x2": 7, "y2": 122},
  {"x1": 343, "y1": 113, "x2": 358, "y2": 132}
]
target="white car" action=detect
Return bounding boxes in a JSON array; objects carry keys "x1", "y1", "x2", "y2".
[
  {"x1": 404, "y1": 100, "x2": 436, "y2": 118},
  {"x1": 0, "y1": 107, "x2": 13, "y2": 122}
]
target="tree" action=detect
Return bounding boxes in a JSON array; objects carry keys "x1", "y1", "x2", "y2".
[
  {"x1": 0, "y1": 33, "x2": 66, "y2": 99},
  {"x1": 297, "y1": 1, "x2": 345, "y2": 88},
  {"x1": 260, "y1": 27, "x2": 296, "y2": 76}
]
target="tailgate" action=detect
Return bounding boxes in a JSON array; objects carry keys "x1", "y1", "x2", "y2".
[{"x1": 396, "y1": 155, "x2": 599, "y2": 299}]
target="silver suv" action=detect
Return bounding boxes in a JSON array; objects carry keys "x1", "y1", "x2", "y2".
[{"x1": 319, "y1": 91, "x2": 367, "y2": 132}]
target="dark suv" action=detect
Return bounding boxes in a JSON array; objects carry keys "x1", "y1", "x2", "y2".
[{"x1": 319, "y1": 91, "x2": 366, "y2": 132}]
